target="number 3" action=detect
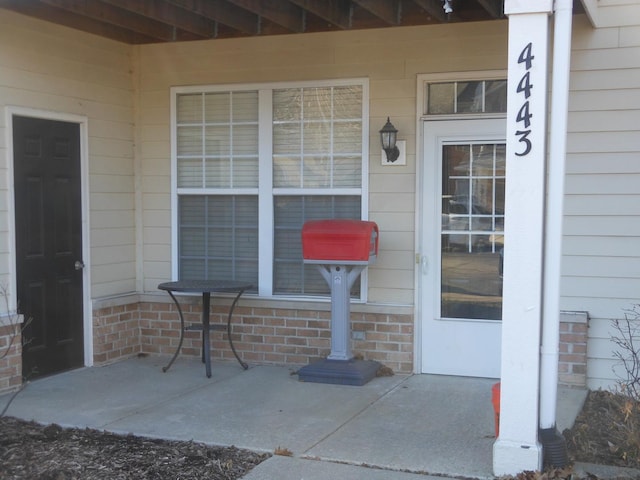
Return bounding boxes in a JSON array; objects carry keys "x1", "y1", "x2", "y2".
[{"x1": 515, "y1": 130, "x2": 532, "y2": 157}]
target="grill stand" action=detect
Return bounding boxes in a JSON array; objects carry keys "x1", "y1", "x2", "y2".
[{"x1": 298, "y1": 263, "x2": 380, "y2": 386}]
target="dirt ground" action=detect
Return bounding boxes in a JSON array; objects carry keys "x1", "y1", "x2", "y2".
[{"x1": 1, "y1": 389, "x2": 638, "y2": 479}]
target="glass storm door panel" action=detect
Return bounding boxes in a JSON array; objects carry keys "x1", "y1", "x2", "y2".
[{"x1": 421, "y1": 119, "x2": 505, "y2": 378}]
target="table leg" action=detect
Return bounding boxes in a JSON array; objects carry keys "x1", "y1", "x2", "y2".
[
  {"x1": 162, "y1": 290, "x2": 185, "y2": 373},
  {"x1": 202, "y1": 292, "x2": 212, "y2": 378},
  {"x1": 228, "y1": 289, "x2": 249, "y2": 370}
]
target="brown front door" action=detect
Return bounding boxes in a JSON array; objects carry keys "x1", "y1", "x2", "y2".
[{"x1": 13, "y1": 115, "x2": 84, "y2": 378}]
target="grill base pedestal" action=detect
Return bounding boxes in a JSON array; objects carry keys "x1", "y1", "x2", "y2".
[{"x1": 298, "y1": 358, "x2": 380, "y2": 386}]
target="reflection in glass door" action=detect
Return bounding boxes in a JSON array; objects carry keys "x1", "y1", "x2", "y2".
[{"x1": 441, "y1": 143, "x2": 505, "y2": 321}]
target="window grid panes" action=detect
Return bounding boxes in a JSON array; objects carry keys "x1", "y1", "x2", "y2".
[
  {"x1": 426, "y1": 80, "x2": 507, "y2": 115},
  {"x1": 173, "y1": 81, "x2": 365, "y2": 298},
  {"x1": 440, "y1": 143, "x2": 505, "y2": 321},
  {"x1": 273, "y1": 86, "x2": 362, "y2": 189},
  {"x1": 441, "y1": 143, "x2": 505, "y2": 254},
  {"x1": 273, "y1": 195, "x2": 361, "y2": 296},
  {"x1": 179, "y1": 195, "x2": 259, "y2": 288},
  {"x1": 176, "y1": 91, "x2": 259, "y2": 189}
]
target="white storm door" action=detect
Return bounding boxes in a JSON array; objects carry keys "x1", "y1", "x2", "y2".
[{"x1": 420, "y1": 119, "x2": 505, "y2": 378}]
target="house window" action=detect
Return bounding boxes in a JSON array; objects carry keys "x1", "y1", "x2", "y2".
[
  {"x1": 426, "y1": 79, "x2": 507, "y2": 115},
  {"x1": 172, "y1": 81, "x2": 367, "y2": 298}
]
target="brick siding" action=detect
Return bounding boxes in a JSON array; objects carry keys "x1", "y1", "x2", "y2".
[
  {"x1": 0, "y1": 321, "x2": 23, "y2": 394},
  {"x1": 0, "y1": 300, "x2": 589, "y2": 391},
  {"x1": 93, "y1": 303, "x2": 142, "y2": 365},
  {"x1": 137, "y1": 299, "x2": 414, "y2": 374},
  {"x1": 558, "y1": 311, "x2": 589, "y2": 388}
]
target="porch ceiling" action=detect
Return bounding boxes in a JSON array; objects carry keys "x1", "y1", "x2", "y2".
[{"x1": 0, "y1": 0, "x2": 585, "y2": 45}]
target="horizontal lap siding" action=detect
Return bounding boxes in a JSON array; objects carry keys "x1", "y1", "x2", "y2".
[
  {"x1": 0, "y1": 10, "x2": 136, "y2": 300},
  {"x1": 564, "y1": 16, "x2": 640, "y2": 390},
  {"x1": 134, "y1": 21, "x2": 506, "y2": 375},
  {"x1": 136, "y1": 20, "x2": 508, "y2": 305}
]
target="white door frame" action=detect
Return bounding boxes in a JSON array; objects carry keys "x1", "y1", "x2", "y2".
[
  {"x1": 5, "y1": 106, "x2": 93, "y2": 367},
  {"x1": 414, "y1": 71, "x2": 506, "y2": 374}
]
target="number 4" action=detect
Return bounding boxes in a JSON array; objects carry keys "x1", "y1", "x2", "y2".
[
  {"x1": 518, "y1": 42, "x2": 534, "y2": 70},
  {"x1": 517, "y1": 71, "x2": 533, "y2": 99}
]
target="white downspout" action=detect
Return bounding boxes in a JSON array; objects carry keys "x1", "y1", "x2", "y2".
[{"x1": 540, "y1": 0, "x2": 573, "y2": 433}]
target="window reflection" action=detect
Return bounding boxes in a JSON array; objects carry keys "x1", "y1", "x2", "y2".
[
  {"x1": 426, "y1": 79, "x2": 507, "y2": 115},
  {"x1": 441, "y1": 143, "x2": 505, "y2": 320}
]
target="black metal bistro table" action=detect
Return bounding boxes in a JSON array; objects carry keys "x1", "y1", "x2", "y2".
[{"x1": 158, "y1": 280, "x2": 252, "y2": 378}]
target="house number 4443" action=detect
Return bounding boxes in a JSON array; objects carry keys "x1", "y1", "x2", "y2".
[{"x1": 515, "y1": 42, "x2": 534, "y2": 157}]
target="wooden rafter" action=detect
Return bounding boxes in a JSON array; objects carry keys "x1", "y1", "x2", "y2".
[
  {"x1": 167, "y1": 0, "x2": 260, "y2": 36},
  {"x1": 0, "y1": 0, "x2": 581, "y2": 45},
  {"x1": 226, "y1": 0, "x2": 305, "y2": 33},
  {"x1": 411, "y1": 0, "x2": 449, "y2": 23},
  {"x1": 39, "y1": 0, "x2": 178, "y2": 42},
  {"x1": 99, "y1": 0, "x2": 215, "y2": 38},
  {"x1": 287, "y1": 0, "x2": 352, "y2": 30},
  {"x1": 352, "y1": 0, "x2": 401, "y2": 25},
  {"x1": 476, "y1": 0, "x2": 503, "y2": 19},
  {"x1": 0, "y1": 0, "x2": 156, "y2": 43}
]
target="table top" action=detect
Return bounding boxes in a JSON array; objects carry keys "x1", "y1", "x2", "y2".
[{"x1": 158, "y1": 280, "x2": 253, "y2": 294}]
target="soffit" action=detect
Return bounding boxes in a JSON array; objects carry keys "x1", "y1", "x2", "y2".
[{"x1": 0, "y1": 0, "x2": 584, "y2": 45}]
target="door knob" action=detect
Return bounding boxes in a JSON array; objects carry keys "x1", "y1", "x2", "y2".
[{"x1": 74, "y1": 260, "x2": 85, "y2": 270}]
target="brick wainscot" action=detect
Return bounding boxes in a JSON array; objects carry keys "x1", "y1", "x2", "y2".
[
  {"x1": 0, "y1": 293, "x2": 589, "y2": 393},
  {"x1": 92, "y1": 293, "x2": 414, "y2": 375}
]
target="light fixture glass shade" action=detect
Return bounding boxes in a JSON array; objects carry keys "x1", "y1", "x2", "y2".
[
  {"x1": 379, "y1": 117, "x2": 400, "y2": 162},
  {"x1": 379, "y1": 117, "x2": 398, "y2": 150}
]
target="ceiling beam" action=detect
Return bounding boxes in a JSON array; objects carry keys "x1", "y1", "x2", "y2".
[
  {"x1": 99, "y1": 0, "x2": 215, "y2": 38},
  {"x1": 225, "y1": 0, "x2": 305, "y2": 33},
  {"x1": 352, "y1": 0, "x2": 401, "y2": 25},
  {"x1": 0, "y1": 0, "x2": 157, "y2": 43},
  {"x1": 38, "y1": 0, "x2": 179, "y2": 42},
  {"x1": 476, "y1": 0, "x2": 503, "y2": 19},
  {"x1": 411, "y1": 0, "x2": 449, "y2": 22},
  {"x1": 167, "y1": 0, "x2": 259, "y2": 36},
  {"x1": 287, "y1": 0, "x2": 352, "y2": 30}
]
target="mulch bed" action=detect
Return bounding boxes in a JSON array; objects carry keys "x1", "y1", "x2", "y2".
[
  {"x1": 564, "y1": 390, "x2": 640, "y2": 470},
  {"x1": 0, "y1": 416, "x2": 270, "y2": 480}
]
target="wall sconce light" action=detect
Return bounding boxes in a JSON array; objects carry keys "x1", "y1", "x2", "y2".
[{"x1": 379, "y1": 117, "x2": 400, "y2": 163}]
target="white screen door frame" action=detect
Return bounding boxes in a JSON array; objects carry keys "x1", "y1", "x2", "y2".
[{"x1": 418, "y1": 118, "x2": 506, "y2": 378}]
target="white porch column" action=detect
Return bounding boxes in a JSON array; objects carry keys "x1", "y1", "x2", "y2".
[{"x1": 493, "y1": 0, "x2": 552, "y2": 476}]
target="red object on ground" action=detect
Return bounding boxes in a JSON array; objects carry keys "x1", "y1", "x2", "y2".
[
  {"x1": 302, "y1": 219, "x2": 378, "y2": 262},
  {"x1": 492, "y1": 382, "x2": 501, "y2": 437}
]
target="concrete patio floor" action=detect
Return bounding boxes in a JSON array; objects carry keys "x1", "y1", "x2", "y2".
[{"x1": 1, "y1": 355, "x2": 588, "y2": 479}]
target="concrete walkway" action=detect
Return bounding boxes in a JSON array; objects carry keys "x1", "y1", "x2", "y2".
[{"x1": 1, "y1": 355, "x2": 588, "y2": 479}]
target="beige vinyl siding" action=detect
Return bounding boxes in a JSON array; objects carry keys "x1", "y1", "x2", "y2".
[
  {"x1": 564, "y1": 16, "x2": 640, "y2": 390},
  {"x1": 583, "y1": 0, "x2": 640, "y2": 28},
  {"x1": 136, "y1": 20, "x2": 508, "y2": 304},
  {"x1": 1, "y1": 6, "x2": 636, "y2": 388},
  {"x1": 0, "y1": 10, "x2": 136, "y2": 300}
]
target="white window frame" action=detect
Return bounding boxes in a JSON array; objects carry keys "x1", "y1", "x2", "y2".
[
  {"x1": 417, "y1": 70, "x2": 508, "y2": 121},
  {"x1": 170, "y1": 78, "x2": 370, "y2": 301}
]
